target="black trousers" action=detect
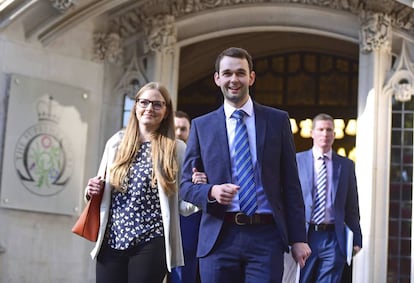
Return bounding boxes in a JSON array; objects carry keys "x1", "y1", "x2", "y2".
[{"x1": 96, "y1": 237, "x2": 167, "y2": 283}]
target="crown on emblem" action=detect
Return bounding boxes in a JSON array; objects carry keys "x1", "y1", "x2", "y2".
[{"x1": 37, "y1": 95, "x2": 61, "y2": 123}]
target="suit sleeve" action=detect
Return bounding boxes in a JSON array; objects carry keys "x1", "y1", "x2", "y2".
[
  {"x1": 180, "y1": 119, "x2": 216, "y2": 212},
  {"x1": 280, "y1": 114, "x2": 307, "y2": 244},
  {"x1": 176, "y1": 139, "x2": 200, "y2": 216},
  {"x1": 345, "y1": 160, "x2": 362, "y2": 247}
]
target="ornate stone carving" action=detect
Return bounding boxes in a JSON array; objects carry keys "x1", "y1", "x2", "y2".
[
  {"x1": 49, "y1": 0, "x2": 77, "y2": 12},
  {"x1": 360, "y1": 12, "x2": 391, "y2": 54},
  {"x1": 170, "y1": 0, "x2": 364, "y2": 17},
  {"x1": 107, "y1": 0, "x2": 414, "y2": 41},
  {"x1": 114, "y1": 54, "x2": 148, "y2": 99},
  {"x1": 383, "y1": 42, "x2": 414, "y2": 102},
  {"x1": 92, "y1": 32, "x2": 123, "y2": 64},
  {"x1": 364, "y1": 0, "x2": 394, "y2": 13},
  {"x1": 394, "y1": 83, "x2": 414, "y2": 102},
  {"x1": 389, "y1": 5, "x2": 414, "y2": 31},
  {"x1": 142, "y1": 14, "x2": 177, "y2": 53},
  {"x1": 110, "y1": 10, "x2": 145, "y2": 39}
]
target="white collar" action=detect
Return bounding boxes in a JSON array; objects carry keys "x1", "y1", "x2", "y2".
[
  {"x1": 224, "y1": 96, "x2": 254, "y2": 119},
  {"x1": 312, "y1": 148, "x2": 332, "y2": 160}
]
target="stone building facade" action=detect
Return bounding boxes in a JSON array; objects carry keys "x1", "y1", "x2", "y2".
[{"x1": 0, "y1": 0, "x2": 414, "y2": 282}]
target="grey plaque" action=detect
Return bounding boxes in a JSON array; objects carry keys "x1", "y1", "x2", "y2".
[{"x1": 1, "y1": 74, "x2": 89, "y2": 215}]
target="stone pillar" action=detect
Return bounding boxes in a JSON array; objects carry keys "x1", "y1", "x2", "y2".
[
  {"x1": 142, "y1": 14, "x2": 180, "y2": 109},
  {"x1": 353, "y1": 12, "x2": 393, "y2": 283},
  {"x1": 92, "y1": 31, "x2": 124, "y2": 150}
]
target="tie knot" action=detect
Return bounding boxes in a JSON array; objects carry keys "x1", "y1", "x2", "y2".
[
  {"x1": 319, "y1": 155, "x2": 327, "y2": 161},
  {"x1": 232, "y1": 109, "x2": 246, "y2": 120}
]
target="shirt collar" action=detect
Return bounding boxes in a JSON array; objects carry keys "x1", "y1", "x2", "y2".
[
  {"x1": 224, "y1": 96, "x2": 254, "y2": 119},
  {"x1": 312, "y1": 147, "x2": 332, "y2": 160}
]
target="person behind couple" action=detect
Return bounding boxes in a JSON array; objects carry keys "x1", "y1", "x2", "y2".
[
  {"x1": 170, "y1": 110, "x2": 202, "y2": 283},
  {"x1": 180, "y1": 47, "x2": 311, "y2": 283},
  {"x1": 297, "y1": 113, "x2": 362, "y2": 283},
  {"x1": 85, "y1": 82, "x2": 197, "y2": 283},
  {"x1": 174, "y1": 110, "x2": 191, "y2": 143}
]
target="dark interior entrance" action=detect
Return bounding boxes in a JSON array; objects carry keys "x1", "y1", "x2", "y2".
[{"x1": 178, "y1": 32, "x2": 358, "y2": 154}]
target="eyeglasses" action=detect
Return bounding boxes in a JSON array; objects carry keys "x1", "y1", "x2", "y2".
[{"x1": 136, "y1": 99, "x2": 166, "y2": 110}]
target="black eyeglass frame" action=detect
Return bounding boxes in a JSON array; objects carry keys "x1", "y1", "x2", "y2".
[{"x1": 136, "y1": 98, "x2": 166, "y2": 110}]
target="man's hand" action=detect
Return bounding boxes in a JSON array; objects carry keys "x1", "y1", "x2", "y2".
[
  {"x1": 353, "y1": 245, "x2": 361, "y2": 256},
  {"x1": 209, "y1": 184, "x2": 239, "y2": 204},
  {"x1": 291, "y1": 242, "x2": 312, "y2": 268}
]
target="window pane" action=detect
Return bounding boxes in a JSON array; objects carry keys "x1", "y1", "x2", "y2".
[
  {"x1": 123, "y1": 95, "x2": 135, "y2": 128},
  {"x1": 388, "y1": 100, "x2": 413, "y2": 281}
]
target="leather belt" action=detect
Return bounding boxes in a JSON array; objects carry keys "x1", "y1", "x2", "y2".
[
  {"x1": 309, "y1": 223, "x2": 335, "y2": 232},
  {"x1": 224, "y1": 212, "x2": 275, "y2": 225}
]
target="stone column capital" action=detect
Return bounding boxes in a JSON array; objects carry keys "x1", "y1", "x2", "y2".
[
  {"x1": 360, "y1": 12, "x2": 392, "y2": 54},
  {"x1": 92, "y1": 32, "x2": 123, "y2": 64},
  {"x1": 142, "y1": 14, "x2": 177, "y2": 54}
]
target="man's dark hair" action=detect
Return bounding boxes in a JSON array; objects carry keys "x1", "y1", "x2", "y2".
[
  {"x1": 175, "y1": 110, "x2": 191, "y2": 124},
  {"x1": 215, "y1": 47, "x2": 253, "y2": 73}
]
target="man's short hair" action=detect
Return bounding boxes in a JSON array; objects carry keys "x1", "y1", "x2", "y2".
[
  {"x1": 175, "y1": 110, "x2": 191, "y2": 124},
  {"x1": 312, "y1": 113, "x2": 334, "y2": 129},
  {"x1": 215, "y1": 47, "x2": 254, "y2": 73}
]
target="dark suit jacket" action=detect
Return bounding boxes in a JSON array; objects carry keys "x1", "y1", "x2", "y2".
[
  {"x1": 180, "y1": 102, "x2": 307, "y2": 257},
  {"x1": 296, "y1": 150, "x2": 362, "y2": 256}
]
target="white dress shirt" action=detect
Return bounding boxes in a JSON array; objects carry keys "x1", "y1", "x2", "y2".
[
  {"x1": 312, "y1": 148, "x2": 335, "y2": 223},
  {"x1": 224, "y1": 97, "x2": 272, "y2": 214}
]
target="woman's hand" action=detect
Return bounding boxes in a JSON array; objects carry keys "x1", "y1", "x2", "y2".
[
  {"x1": 87, "y1": 176, "x2": 104, "y2": 197},
  {"x1": 192, "y1": 168, "x2": 207, "y2": 184}
]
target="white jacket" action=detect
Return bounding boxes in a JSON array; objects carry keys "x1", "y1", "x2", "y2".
[{"x1": 89, "y1": 131, "x2": 197, "y2": 271}]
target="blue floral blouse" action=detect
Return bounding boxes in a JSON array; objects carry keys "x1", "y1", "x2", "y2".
[{"x1": 105, "y1": 142, "x2": 164, "y2": 250}]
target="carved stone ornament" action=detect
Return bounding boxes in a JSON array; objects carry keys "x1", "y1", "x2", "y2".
[
  {"x1": 107, "y1": 0, "x2": 414, "y2": 42},
  {"x1": 110, "y1": 0, "x2": 368, "y2": 40},
  {"x1": 142, "y1": 14, "x2": 177, "y2": 53},
  {"x1": 394, "y1": 82, "x2": 414, "y2": 102},
  {"x1": 383, "y1": 42, "x2": 414, "y2": 102},
  {"x1": 92, "y1": 32, "x2": 123, "y2": 64},
  {"x1": 49, "y1": 0, "x2": 77, "y2": 12},
  {"x1": 360, "y1": 12, "x2": 391, "y2": 54},
  {"x1": 170, "y1": 0, "x2": 365, "y2": 16},
  {"x1": 114, "y1": 54, "x2": 148, "y2": 99}
]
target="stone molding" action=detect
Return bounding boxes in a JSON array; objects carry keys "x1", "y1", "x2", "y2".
[
  {"x1": 114, "y1": 53, "x2": 149, "y2": 99},
  {"x1": 49, "y1": 0, "x2": 77, "y2": 12},
  {"x1": 107, "y1": 0, "x2": 414, "y2": 40},
  {"x1": 142, "y1": 14, "x2": 177, "y2": 53},
  {"x1": 383, "y1": 41, "x2": 414, "y2": 102},
  {"x1": 92, "y1": 32, "x2": 123, "y2": 64},
  {"x1": 95, "y1": 0, "x2": 414, "y2": 65},
  {"x1": 360, "y1": 12, "x2": 392, "y2": 54}
]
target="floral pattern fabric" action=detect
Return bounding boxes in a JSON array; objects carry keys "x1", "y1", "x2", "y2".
[{"x1": 106, "y1": 142, "x2": 163, "y2": 250}]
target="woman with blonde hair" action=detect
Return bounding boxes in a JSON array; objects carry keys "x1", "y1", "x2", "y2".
[{"x1": 85, "y1": 82, "x2": 197, "y2": 283}]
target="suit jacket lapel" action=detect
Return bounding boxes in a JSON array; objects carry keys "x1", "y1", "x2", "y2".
[
  {"x1": 213, "y1": 107, "x2": 232, "y2": 180},
  {"x1": 303, "y1": 150, "x2": 314, "y2": 208},
  {"x1": 331, "y1": 153, "x2": 341, "y2": 204},
  {"x1": 254, "y1": 103, "x2": 266, "y2": 167}
]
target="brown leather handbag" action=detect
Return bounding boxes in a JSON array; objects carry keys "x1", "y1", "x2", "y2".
[{"x1": 72, "y1": 191, "x2": 103, "y2": 242}]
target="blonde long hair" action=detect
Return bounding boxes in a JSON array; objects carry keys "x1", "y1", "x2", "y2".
[{"x1": 109, "y1": 82, "x2": 178, "y2": 196}]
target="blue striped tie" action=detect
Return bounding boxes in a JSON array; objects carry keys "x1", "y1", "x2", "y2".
[
  {"x1": 312, "y1": 155, "x2": 327, "y2": 224},
  {"x1": 232, "y1": 110, "x2": 257, "y2": 216}
]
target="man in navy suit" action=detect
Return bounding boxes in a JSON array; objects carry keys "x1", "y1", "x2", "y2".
[
  {"x1": 296, "y1": 113, "x2": 362, "y2": 283},
  {"x1": 180, "y1": 47, "x2": 311, "y2": 283},
  {"x1": 171, "y1": 110, "x2": 202, "y2": 283}
]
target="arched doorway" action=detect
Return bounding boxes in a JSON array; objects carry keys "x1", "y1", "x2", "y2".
[{"x1": 177, "y1": 32, "x2": 358, "y2": 155}]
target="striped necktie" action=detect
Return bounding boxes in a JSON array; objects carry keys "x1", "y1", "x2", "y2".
[
  {"x1": 232, "y1": 110, "x2": 257, "y2": 216},
  {"x1": 312, "y1": 155, "x2": 327, "y2": 224}
]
